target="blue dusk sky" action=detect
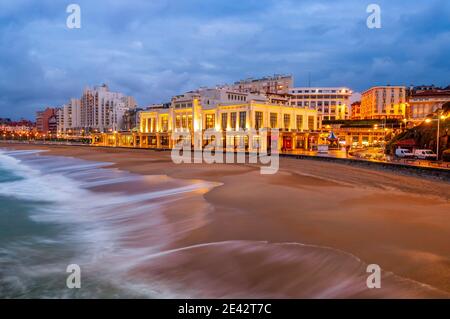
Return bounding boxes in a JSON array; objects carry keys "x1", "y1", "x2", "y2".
[{"x1": 0, "y1": 0, "x2": 449, "y2": 119}]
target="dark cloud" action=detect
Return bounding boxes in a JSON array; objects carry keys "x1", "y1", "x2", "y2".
[{"x1": 0, "y1": 0, "x2": 449, "y2": 119}]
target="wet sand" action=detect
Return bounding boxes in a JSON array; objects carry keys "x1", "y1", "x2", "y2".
[{"x1": 3, "y1": 143, "x2": 450, "y2": 298}]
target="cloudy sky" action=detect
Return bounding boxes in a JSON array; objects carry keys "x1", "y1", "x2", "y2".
[{"x1": 0, "y1": 0, "x2": 449, "y2": 119}]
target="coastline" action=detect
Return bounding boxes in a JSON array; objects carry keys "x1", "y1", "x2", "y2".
[{"x1": 2, "y1": 143, "x2": 450, "y2": 298}]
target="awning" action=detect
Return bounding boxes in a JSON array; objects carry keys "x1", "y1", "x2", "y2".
[{"x1": 395, "y1": 138, "x2": 416, "y2": 147}]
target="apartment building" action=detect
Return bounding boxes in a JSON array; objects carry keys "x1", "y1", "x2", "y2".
[
  {"x1": 409, "y1": 89, "x2": 450, "y2": 120},
  {"x1": 289, "y1": 87, "x2": 352, "y2": 122},
  {"x1": 56, "y1": 107, "x2": 64, "y2": 134},
  {"x1": 35, "y1": 107, "x2": 56, "y2": 134},
  {"x1": 231, "y1": 75, "x2": 293, "y2": 94},
  {"x1": 351, "y1": 101, "x2": 362, "y2": 119},
  {"x1": 360, "y1": 86, "x2": 407, "y2": 119},
  {"x1": 80, "y1": 84, "x2": 136, "y2": 133}
]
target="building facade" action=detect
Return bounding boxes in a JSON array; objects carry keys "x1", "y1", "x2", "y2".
[
  {"x1": 80, "y1": 84, "x2": 136, "y2": 133},
  {"x1": 0, "y1": 120, "x2": 34, "y2": 136},
  {"x1": 35, "y1": 107, "x2": 56, "y2": 134},
  {"x1": 60, "y1": 98, "x2": 82, "y2": 134},
  {"x1": 93, "y1": 87, "x2": 319, "y2": 151},
  {"x1": 289, "y1": 87, "x2": 352, "y2": 122},
  {"x1": 230, "y1": 75, "x2": 293, "y2": 94},
  {"x1": 360, "y1": 86, "x2": 407, "y2": 119},
  {"x1": 121, "y1": 107, "x2": 143, "y2": 131},
  {"x1": 351, "y1": 101, "x2": 361, "y2": 119},
  {"x1": 409, "y1": 89, "x2": 450, "y2": 120},
  {"x1": 56, "y1": 107, "x2": 64, "y2": 134}
]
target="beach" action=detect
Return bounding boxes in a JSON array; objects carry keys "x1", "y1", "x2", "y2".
[{"x1": 1, "y1": 143, "x2": 450, "y2": 298}]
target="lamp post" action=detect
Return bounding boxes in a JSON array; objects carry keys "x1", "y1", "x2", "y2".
[{"x1": 425, "y1": 111, "x2": 447, "y2": 160}]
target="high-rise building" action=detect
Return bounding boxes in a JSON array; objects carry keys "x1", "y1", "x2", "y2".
[
  {"x1": 289, "y1": 87, "x2": 352, "y2": 122},
  {"x1": 80, "y1": 84, "x2": 136, "y2": 132},
  {"x1": 61, "y1": 98, "x2": 81, "y2": 133},
  {"x1": 56, "y1": 107, "x2": 64, "y2": 134},
  {"x1": 360, "y1": 86, "x2": 407, "y2": 119}
]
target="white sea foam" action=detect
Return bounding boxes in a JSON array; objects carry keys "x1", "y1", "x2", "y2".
[{"x1": 0, "y1": 148, "x2": 218, "y2": 298}]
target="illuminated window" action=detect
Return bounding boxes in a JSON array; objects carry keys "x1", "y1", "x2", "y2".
[
  {"x1": 296, "y1": 115, "x2": 303, "y2": 130},
  {"x1": 205, "y1": 114, "x2": 215, "y2": 129},
  {"x1": 270, "y1": 113, "x2": 277, "y2": 128},
  {"x1": 283, "y1": 114, "x2": 290, "y2": 129},
  {"x1": 255, "y1": 111, "x2": 263, "y2": 130},
  {"x1": 161, "y1": 116, "x2": 168, "y2": 132},
  {"x1": 308, "y1": 116, "x2": 315, "y2": 130},
  {"x1": 221, "y1": 113, "x2": 227, "y2": 130},
  {"x1": 230, "y1": 112, "x2": 237, "y2": 129},
  {"x1": 239, "y1": 112, "x2": 246, "y2": 129}
]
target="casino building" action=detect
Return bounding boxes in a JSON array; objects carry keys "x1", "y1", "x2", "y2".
[{"x1": 92, "y1": 87, "x2": 319, "y2": 152}]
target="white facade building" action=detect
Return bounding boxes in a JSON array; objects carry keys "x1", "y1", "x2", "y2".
[
  {"x1": 60, "y1": 98, "x2": 81, "y2": 133},
  {"x1": 80, "y1": 84, "x2": 136, "y2": 132},
  {"x1": 231, "y1": 75, "x2": 293, "y2": 94},
  {"x1": 289, "y1": 87, "x2": 352, "y2": 122}
]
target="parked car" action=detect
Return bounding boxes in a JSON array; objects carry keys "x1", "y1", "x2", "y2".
[
  {"x1": 413, "y1": 149, "x2": 437, "y2": 160},
  {"x1": 395, "y1": 148, "x2": 414, "y2": 158}
]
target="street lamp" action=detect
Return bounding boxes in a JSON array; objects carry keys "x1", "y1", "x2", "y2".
[{"x1": 425, "y1": 112, "x2": 447, "y2": 160}]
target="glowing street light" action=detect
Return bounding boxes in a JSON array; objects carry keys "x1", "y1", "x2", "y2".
[{"x1": 425, "y1": 111, "x2": 447, "y2": 160}]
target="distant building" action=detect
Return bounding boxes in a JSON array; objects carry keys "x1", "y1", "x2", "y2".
[
  {"x1": 409, "y1": 85, "x2": 440, "y2": 93},
  {"x1": 351, "y1": 101, "x2": 361, "y2": 119},
  {"x1": 409, "y1": 89, "x2": 450, "y2": 120},
  {"x1": 146, "y1": 103, "x2": 171, "y2": 110},
  {"x1": 121, "y1": 107, "x2": 143, "y2": 131},
  {"x1": 61, "y1": 98, "x2": 81, "y2": 134},
  {"x1": 0, "y1": 119, "x2": 34, "y2": 135},
  {"x1": 289, "y1": 87, "x2": 352, "y2": 122},
  {"x1": 35, "y1": 107, "x2": 56, "y2": 134},
  {"x1": 230, "y1": 74, "x2": 293, "y2": 94},
  {"x1": 48, "y1": 114, "x2": 58, "y2": 134},
  {"x1": 80, "y1": 84, "x2": 136, "y2": 133},
  {"x1": 360, "y1": 86, "x2": 407, "y2": 119},
  {"x1": 0, "y1": 118, "x2": 12, "y2": 125},
  {"x1": 55, "y1": 107, "x2": 64, "y2": 134}
]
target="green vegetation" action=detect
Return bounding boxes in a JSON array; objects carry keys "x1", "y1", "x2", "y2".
[{"x1": 386, "y1": 120, "x2": 450, "y2": 158}]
